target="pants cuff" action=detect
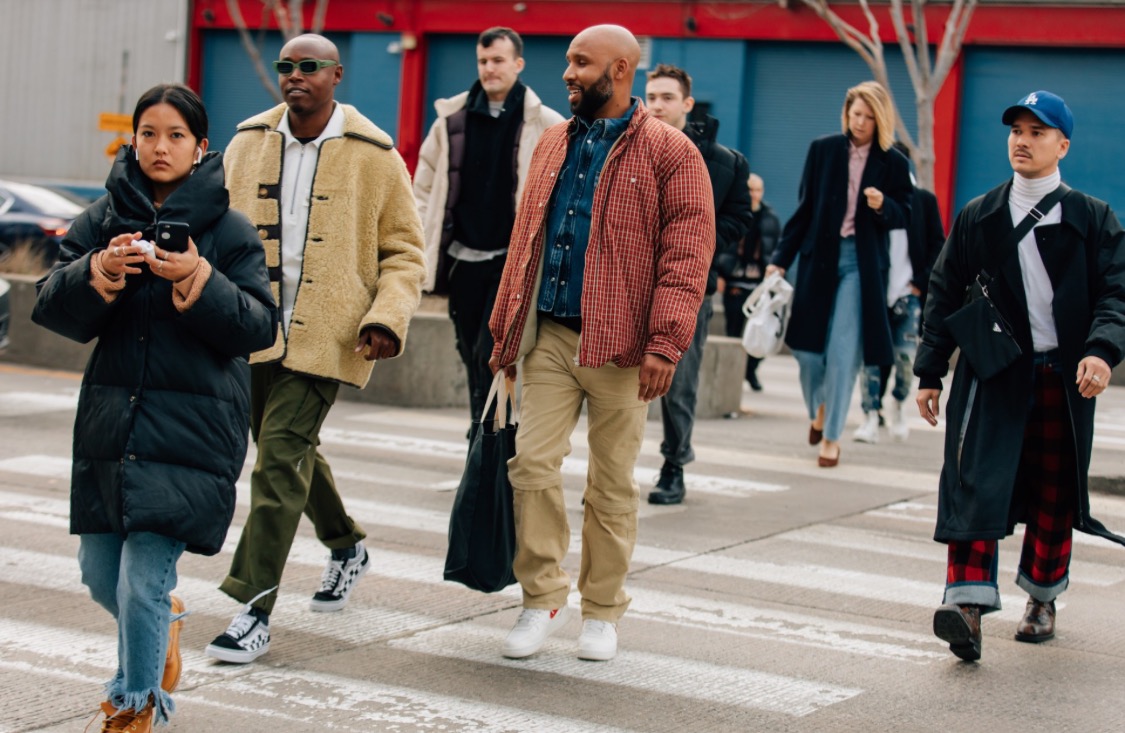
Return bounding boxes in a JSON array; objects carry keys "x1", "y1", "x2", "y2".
[
  {"x1": 1016, "y1": 570, "x2": 1068, "y2": 603},
  {"x1": 943, "y1": 581, "x2": 1002, "y2": 614},
  {"x1": 219, "y1": 576, "x2": 277, "y2": 613}
]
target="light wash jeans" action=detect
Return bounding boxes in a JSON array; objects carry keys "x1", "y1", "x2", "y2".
[
  {"x1": 660, "y1": 298, "x2": 714, "y2": 466},
  {"x1": 792, "y1": 237, "x2": 863, "y2": 442},
  {"x1": 861, "y1": 294, "x2": 921, "y2": 412},
  {"x1": 79, "y1": 531, "x2": 186, "y2": 725}
]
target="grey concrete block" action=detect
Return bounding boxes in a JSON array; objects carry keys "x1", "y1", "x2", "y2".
[
  {"x1": 0, "y1": 274, "x2": 94, "y2": 372},
  {"x1": 647, "y1": 336, "x2": 746, "y2": 421}
]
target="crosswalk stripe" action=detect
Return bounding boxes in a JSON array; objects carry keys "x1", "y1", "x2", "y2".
[
  {"x1": 781, "y1": 523, "x2": 1125, "y2": 586},
  {"x1": 0, "y1": 391, "x2": 78, "y2": 416},
  {"x1": 0, "y1": 623, "x2": 631, "y2": 733},
  {"x1": 670, "y1": 554, "x2": 1030, "y2": 621},
  {"x1": 0, "y1": 530, "x2": 949, "y2": 665},
  {"x1": 389, "y1": 624, "x2": 863, "y2": 718}
]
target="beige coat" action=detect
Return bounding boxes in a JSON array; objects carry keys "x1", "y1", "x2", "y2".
[
  {"x1": 225, "y1": 103, "x2": 425, "y2": 389},
  {"x1": 413, "y1": 85, "x2": 564, "y2": 292}
]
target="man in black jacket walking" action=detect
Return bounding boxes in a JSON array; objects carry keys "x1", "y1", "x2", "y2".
[
  {"x1": 916, "y1": 90, "x2": 1125, "y2": 662},
  {"x1": 645, "y1": 64, "x2": 752, "y2": 505}
]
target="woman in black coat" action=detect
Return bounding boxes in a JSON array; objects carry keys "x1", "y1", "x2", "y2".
[
  {"x1": 767, "y1": 81, "x2": 912, "y2": 467},
  {"x1": 32, "y1": 84, "x2": 277, "y2": 730}
]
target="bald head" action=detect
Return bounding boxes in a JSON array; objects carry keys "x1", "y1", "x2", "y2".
[
  {"x1": 564, "y1": 24, "x2": 640, "y2": 120},
  {"x1": 748, "y1": 173, "x2": 764, "y2": 210},
  {"x1": 281, "y1": 33, "x2": 340, "y2": 63}
]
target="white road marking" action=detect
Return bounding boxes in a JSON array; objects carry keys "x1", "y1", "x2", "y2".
[
  {"x1": 0, "y1": 391, "x2": 78, "y2": 417},
  {"x1": 390, "y1": 624, "x2": 863, "y2": 718},
  {"x1": 0, "y1": 623, "x2": 635, "y2": 733}
]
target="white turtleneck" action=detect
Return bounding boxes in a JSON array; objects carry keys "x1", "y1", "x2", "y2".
[{"x1": 1008, "y1": 169, "x2": 1062, "y2": 352}]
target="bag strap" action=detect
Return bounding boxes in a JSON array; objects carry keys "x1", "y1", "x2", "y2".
[
  {"x1": 979, "y1": 183, "x2": 1070, "y2": 285},
  {"x1": 482, "y1": 371, "x2": 520, "y2": 429}
]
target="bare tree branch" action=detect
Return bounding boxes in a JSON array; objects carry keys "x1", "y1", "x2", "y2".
[
  {"x1": 227, "y1": 0, "x2": 283, "y2": 103},
  {"x1": 311, "y1": 0, "x2": 329, "y2": 34},
  {"x1": 932, "y1": 0, "x2": 975, "y2": 94},
  {"x1": 912, "y1": 0, "x2": 932, "y2": 81},
  {"x1": 288, "y1": 0, "x2": 304, "y2": 37}
]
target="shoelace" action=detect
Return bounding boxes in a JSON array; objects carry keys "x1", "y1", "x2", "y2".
[
  {"x1": 225, "y1": 586, "x2": 277, "y2": 636},
  {"x1": 513, "y1": 609, "x2": 549, "y2": 631},
  {"x1": 318, "y1": 558, "x2": 346, "y2": 593},
  {"x1": 584, "y1": 620, "x2": 614, "y2": 637}
]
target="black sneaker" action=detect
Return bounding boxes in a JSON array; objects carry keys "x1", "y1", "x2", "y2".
[
  {"x1": 309, "y1": 541, "x2": 370, "y2": 612},
  {"x1": 205, "y1": 604, "x2": 270, "y2": 664}
]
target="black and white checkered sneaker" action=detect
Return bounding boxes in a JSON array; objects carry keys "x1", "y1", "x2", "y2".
[
  {"x1": 309, "y1": 541, "x2": 370, "y2": 612},
  {"x1": 205, "y1": 588, "x2": 275, "y2": 664}
]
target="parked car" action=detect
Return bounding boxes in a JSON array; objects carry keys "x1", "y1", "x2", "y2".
[
  {"x1": 0, "y1": 179, "x2": 85, "y2": 267},
  {"x1": 0, "y1": 276, "x2": 10, "y2": 352}
]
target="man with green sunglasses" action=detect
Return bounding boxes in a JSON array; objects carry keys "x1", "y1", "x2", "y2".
[{"x1": 207, "y1": 33, "x2": 425, "y2": 665}]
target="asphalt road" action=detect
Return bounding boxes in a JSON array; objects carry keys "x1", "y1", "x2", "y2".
[{"x1": 1, "y1": 355, "x2": 1123, "y2": 733}]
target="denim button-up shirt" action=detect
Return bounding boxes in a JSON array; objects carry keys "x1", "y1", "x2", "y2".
[{"x1": 537, "y1": 100, "x2": 637, "y2": 317}]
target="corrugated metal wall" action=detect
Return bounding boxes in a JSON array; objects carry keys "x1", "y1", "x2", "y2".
[{"x1": 0, "y1": 0, "x2": 188, "y2": 183}]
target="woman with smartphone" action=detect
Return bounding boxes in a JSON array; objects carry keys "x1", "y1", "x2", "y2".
[{"x1": 32, "y1": 83, "x2": 277, "y2": 731}]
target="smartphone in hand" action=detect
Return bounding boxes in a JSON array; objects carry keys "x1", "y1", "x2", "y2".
[{"x1": 154, "y1": 221, "x2": 190, "y2": 253}]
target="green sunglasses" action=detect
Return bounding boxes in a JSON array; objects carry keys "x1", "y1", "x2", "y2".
[{"x1": 273, "y1": 59, "x2": 338, "y2": 75}]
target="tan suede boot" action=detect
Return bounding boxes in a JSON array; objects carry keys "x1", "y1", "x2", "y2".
[{"x1": 162, "y1": 595, "x2": 185, "y2": 692}]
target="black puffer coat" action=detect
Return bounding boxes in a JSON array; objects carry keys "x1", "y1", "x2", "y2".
[
  {"x1": 32, "y1": 147, "x2": 277, "y2": 555},
  {"x1": 915, "y1": 180, "x2": 1125, "y2": 547},
  {"x1": 684, "y1": 116, "x2": 753, "y2": 295}
]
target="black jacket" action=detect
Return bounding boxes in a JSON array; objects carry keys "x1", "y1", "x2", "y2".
[
  {"x1": 725, "y1": 201, "x2": 780, "y2": 289},
  {"x1": 908, "y1": 186, "x2": 946, "y2": 303},
  {"x1": 684, "y1": 116, "x2": 753, "y2": 295},
  {"x1": 32, "y1": 148, "x2": 278, "y2": 555},
  {"x1": 915, "y1": 179, "x2": 1125, "y2": 547},
  {"x1": 771, "y1": 134, "x2": 912, "y2": 365}
]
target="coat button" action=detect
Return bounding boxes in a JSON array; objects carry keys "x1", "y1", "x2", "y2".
[
  {"x1": 128, "y1": 455, "x2": 136, "y2": 461},
  {"x1": 259, "y1": 229, "x2": 269, "y2": 239},
  {"x1": 259, "y1": 187, "x2": 268, "y2": 197},
  {"x1": 129, "y1": 395, "x2": 135, "y2": 402}
]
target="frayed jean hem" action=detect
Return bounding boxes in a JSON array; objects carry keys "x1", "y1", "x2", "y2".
[{"x1": 105, "y1": 682, "x2": 176, "y2": 726}]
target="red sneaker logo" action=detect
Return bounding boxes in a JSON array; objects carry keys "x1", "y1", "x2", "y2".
[{"x1": 549, "y1": 609, "x2": 559, "y2": 619}]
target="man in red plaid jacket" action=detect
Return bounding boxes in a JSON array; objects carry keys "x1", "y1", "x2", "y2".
[{"x1": 488, "y1": 24, "x2": 714, "y2": 662}]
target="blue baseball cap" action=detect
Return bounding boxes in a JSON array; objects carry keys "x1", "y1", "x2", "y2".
[{"x1": 1002, "y1": 90, "x2": 1074, "y2": 139}]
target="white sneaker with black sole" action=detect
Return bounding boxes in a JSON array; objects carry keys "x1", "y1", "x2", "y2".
[
  {"x1": 502, "y1": 606, "x2": 571, "y2": 658},
  {"x1": 309, "y1": 541, "x2": 370, "y2": 612},
  {"x1": 205, "y1": 590, "x2": 273, "y2": 664}
]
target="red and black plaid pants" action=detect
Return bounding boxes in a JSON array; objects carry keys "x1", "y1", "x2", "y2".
[{"x1": 946, "y1": 362, "x2": 1076, "y2": 597}]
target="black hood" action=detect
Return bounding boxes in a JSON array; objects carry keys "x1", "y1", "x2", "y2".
[{"x1": 103, "y1": 145, "x2": 230, "y2": 240}]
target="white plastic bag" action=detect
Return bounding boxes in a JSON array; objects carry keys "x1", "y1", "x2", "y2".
[{"x1": 740, "y1": 272, "x2": 794, "y2": 358}]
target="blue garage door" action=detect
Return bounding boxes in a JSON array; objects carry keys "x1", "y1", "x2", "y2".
[
  {"x1": 424, "y1": 35, "x2": 749, "y2": 152},
  {"x1": 955, "y1": 47, "x2": 1125, "y2": 219},
  {"x1": 200, "y1": 30, "x2": 401, "y2": 153},
  {"x1": 741, "y1": 42, "x2": 919, "y2": 226},
  {"x1": 423, "y1": 33, "x2": 571, "y2": 133}
]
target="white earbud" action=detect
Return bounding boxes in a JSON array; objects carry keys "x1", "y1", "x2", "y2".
[
  {"x1": 194, "y1": 147, "x2": 202, "y2": 165},
  {"x1": 134, "y1": 148, "x2": 140, "y2": 161}
]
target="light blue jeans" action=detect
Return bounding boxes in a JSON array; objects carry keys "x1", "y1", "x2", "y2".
[
  {"x1": 792, "y1": 237, "x2": 863, "y2": 442},
  {"x1": 79, "y1": 532, "x2": 186, "y2": 725},
  {"x1": 861, "y1": 294, "x2": 921, "y2": 412}
]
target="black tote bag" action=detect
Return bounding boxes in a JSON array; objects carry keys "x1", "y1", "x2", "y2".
[{"x1": 443, "y1": 372, "x2": 519, "y2": 593}]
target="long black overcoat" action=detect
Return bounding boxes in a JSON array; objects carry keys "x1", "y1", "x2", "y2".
[
  {"x1": 32, "y1": 148, "x2": 278, "y2": 555},
  {"x1": 914, "y1": 180, "x2": 1125, "y2": 547},
  {"x1": 771, "y1": 134, "x2": 913, "y2": 366}
]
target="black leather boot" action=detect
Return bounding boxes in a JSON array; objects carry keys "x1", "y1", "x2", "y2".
[{"x1": 647, "y1": 462, "x2": 685, "y2": 505}]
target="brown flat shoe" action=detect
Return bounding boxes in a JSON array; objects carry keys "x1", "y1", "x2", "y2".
[
  {"x1": 1014, "y1": 598, "x2": 1056, "y2": 643},
  {"x1": 933, "y1": 603, "x2": 982, "y2": 661},
  {"x1": 817, "y1": 446, "x2": 840, "y2": 467},
  {"x1": 808, "y1": 425, "x2": 824, "y2": 445}
]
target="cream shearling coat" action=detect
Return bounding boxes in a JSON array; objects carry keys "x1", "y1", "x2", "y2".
[
  {"x1": 225, "y1": 103, "x2": 425, "y2": 389},
  {"x1": 413, "y1": 85, "x2": 564, "y2": 292}
]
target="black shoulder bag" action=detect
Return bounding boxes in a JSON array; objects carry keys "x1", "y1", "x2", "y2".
[{"x1": 944, "y1": 184, "x2": 1070, "y2": 381}]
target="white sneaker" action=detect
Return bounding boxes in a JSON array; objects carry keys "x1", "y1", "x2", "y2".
[
  {"x1": 852, "y1": 411, "x2": 880, "y2": 443},
  {"x1": 577, "y1": 619, "x2": 618, "y2": 661},
  {"x1": 501, "y1": 606, "x2": 571, "y2": 658},
  {"x1": 889, "y1": 400, "x2": 910, "y2": 442}
]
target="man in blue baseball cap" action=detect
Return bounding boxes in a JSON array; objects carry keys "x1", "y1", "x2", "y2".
[{"x1": 915, "y1": 89, "x2": 1125, "y2": 662}]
